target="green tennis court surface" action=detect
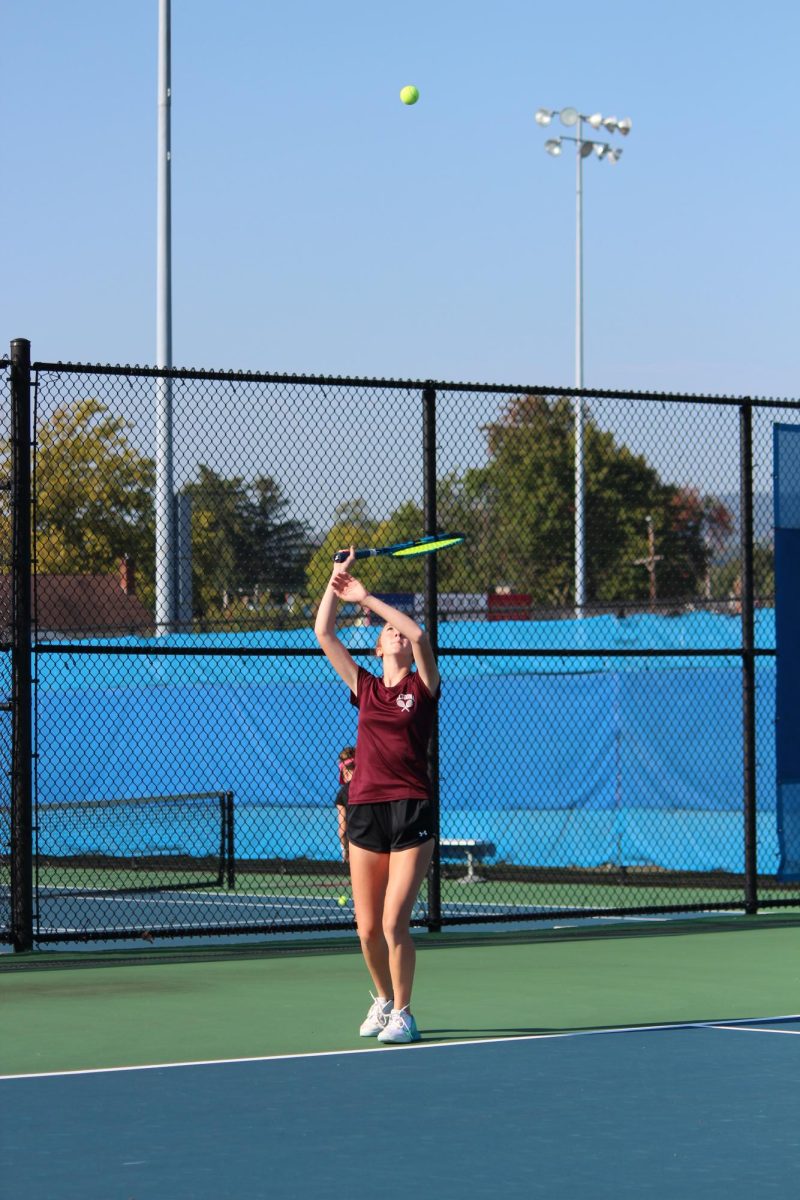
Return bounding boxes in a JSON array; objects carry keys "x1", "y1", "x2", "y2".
[{"x1": 3, "y1": 913, "x2": 799, "y2": 1071}]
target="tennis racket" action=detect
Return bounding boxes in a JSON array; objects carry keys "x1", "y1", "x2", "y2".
[{"x1": 333, "y1": 532, "x2": 465, "y2": 563}]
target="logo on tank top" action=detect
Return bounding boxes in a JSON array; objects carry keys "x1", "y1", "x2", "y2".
[{"x1": 396, "y1": 693, "x2": 414, "y2": 711}]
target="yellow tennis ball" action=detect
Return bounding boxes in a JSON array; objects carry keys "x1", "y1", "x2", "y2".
[
  {"x1": 400, "y1": 85, "x2": 419, "y2": 106},
  {"x1": 338, "y1": 894, "x2": 348, "y2": 906}
]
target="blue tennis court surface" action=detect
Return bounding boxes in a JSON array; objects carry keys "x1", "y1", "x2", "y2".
[{"x1": 4, "y1": 1016, "x2": 799, "y2": 1199}]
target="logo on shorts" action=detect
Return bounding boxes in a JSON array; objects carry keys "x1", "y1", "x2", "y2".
[
  {"x1": 419, "y1": 830, "x2": 428, "y2": 838},
  {"x1": 397, "y1": 693, "x2": 414, "y2": 711}
]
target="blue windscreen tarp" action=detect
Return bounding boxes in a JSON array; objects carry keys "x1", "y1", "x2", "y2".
[
  {"x1": 774, "y1": 424, "x2": 800, "y2": 880},
  {"x1": 33, "y1": 610, "x2": 779, "y2": 873}
]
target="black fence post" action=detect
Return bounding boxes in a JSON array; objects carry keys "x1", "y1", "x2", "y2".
[
  {"x1": 225, "y1": 791, "x2": 236, "y2": 891},
  {"x1": 423, "y1": 383, "x2": 442, "y2": 932},
  {"x1": 739, "y1": 401, "x2": 758, "y2": 914},
  {"x1": 10, "y1": 339, "x2": 34, "y2": 952}
]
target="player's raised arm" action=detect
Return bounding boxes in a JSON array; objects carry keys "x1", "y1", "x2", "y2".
[
  {"x1": 314, "y1": 548, "x2": 359, "y2": 692},
  {"x1": 330, "y1": 572, "x2": 440, "y2": 695}
]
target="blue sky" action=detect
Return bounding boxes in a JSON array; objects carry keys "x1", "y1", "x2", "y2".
[{"x1": 2, "y1": 0, "x2": 798, "y2": 400}]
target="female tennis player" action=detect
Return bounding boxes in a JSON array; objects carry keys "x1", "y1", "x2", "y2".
[{"x1": 315, "y1": 548, "x2": 439, "y2": 1044}]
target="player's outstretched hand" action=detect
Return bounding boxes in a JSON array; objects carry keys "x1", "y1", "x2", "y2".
[
  {"x1": 330, "y1": 546, "x2": 355, "y2": 579},
  {"x1": 330, "y1": 567, "x2": 368, "y2": 606}
]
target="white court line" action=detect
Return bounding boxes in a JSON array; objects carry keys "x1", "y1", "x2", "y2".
[
  {"x1": 2, "y1": 1013, "x2": 798, "y2": 1084},
  {"x1": 707, "y1": 1024, "x2": 800, "y2": 1036}
]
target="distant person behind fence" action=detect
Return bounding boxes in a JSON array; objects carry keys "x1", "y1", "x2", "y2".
[{"x1": 335, "y1": 746, "x2": 356, "y2": 862}]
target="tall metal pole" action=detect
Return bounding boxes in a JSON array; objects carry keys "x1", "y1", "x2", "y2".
[
  {"x1": 574, "y1": 117, "x2": 586, "y2": 616},
  {"x1": 537, "y1": 106, "x2": 631, "y2": 613},
  {"x1": 155, "y1": 0, "x2": 175, "y2": 633}
]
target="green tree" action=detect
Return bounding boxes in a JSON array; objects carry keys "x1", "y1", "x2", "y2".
[
  {"x1": 304, "y1": 498, "x2": 379, "y2": 603},
  {"x1": 184, "y1": 466, "x2": 309, "y2": 618},
  {"x1": 0, "y1": 398, "x2": 155, "y2": 578},
  {"x1": 433, "y1": 469, "x2": 494, "y2": 594},
  {"x1": 306, "y1": 499, "x2": 455, "y2": 602},
  {"x1": 452, "y1": 394, "x2": 732, "y2": 607},
  {"x1": 651, "y1": 487, "x2": 733, "y2": 601},
  {"x1": 479, "y1": 395, "x2": 576, "y2": 604},
  {"x1": 711, "y1": 544, "x2": 774, "y2": 603},
  {"x1": 183, "y1": 467, "x2": 243, "y2": 614},
  {"x1": 248, "y1": 475, "x2": 311, "y2": 596},
  {"x1": 366, "y1": 502, "x2": 429, "y2": 593}
]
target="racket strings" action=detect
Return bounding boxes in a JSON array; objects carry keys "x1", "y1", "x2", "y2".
[{"x1": 391, "y1": 535, "x2": 465, "y2": 557}]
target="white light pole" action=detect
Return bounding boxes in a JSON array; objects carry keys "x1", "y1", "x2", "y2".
[
  {"x1": 156, "y1": 0, "x2": 175, "y2": 634},
  {"x1": 535, "y1": 106, "x2": 632, "y2": 615}
]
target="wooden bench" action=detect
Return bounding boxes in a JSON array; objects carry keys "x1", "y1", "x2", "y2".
[{"x1": 439, "y1": 838, "x2": 495, "y2": 883}]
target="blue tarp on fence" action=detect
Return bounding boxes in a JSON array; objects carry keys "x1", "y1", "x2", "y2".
[
  {"x1": 34, "y1": 609, "x2": 779, "y2": 873},
  {"x1": 774, "y1": 424, "x2": 800, "y2": 880}
]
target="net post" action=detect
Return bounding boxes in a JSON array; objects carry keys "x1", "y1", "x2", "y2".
[
  {"x1": 739, "y1": 401, "x2": 758, "y2": 915},
  {"x1": 10, "y1": 339, "x2": 34, "y2": 952},
  {"x1": 225, "y1": 791, "x2": 236, "y2": 891},
  {"x1": 423, "y1": 383, "x2": 442, "y2": 931}
]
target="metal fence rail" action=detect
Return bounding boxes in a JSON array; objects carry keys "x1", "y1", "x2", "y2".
[{"x1": 4, "y1": 340, "x2": 800, "y2": 947}]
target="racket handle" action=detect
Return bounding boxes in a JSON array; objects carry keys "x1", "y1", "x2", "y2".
[{"x1": 333, "y1": 548, "x2": 376, "y2": 563}]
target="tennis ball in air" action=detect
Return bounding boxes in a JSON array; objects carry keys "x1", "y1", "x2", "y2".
[
  {"x1": 338, "y1": 894, "x2": 348, "y2": 906},
  {"x1": 400, "y1": 85, "x2": 419, "y2": 106}
]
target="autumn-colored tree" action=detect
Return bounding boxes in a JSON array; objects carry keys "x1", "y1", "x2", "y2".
[{"x1": 3, "y1": 398, "x2": 156, "y2": 578}]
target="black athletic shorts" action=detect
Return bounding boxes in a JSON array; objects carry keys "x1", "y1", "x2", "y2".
[{"x1": 346, "y1": 798, "x2": 434, "y2": 854}]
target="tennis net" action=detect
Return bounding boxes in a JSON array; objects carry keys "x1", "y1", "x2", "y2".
[{"x1": 3, "y1": 791, "x2": 235, "y2": 897}]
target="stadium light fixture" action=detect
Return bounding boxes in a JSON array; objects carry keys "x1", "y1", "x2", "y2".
[{"x1": 535, "y1": 105, "x2": 632, "y2": 616}]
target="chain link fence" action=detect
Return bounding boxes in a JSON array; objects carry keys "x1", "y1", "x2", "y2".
[{"x1": 4, "y1": 345, "x2": 800, "y2": 946}]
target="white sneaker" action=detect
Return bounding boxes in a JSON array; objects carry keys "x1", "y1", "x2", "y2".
[
  {"x1": 359, "y1": 994, "x2": 393, "y2": 1037},
  {"x1": 377, "y1": 1007, "x2": 421, "y2": 1044}
]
